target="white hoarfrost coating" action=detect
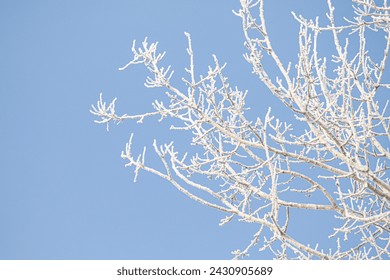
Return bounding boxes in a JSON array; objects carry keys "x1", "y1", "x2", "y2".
[{"x1": 91, "y1": 0, "x2": 390, "y2": 259}]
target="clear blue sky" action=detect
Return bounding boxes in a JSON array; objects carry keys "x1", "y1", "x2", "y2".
[{"x1": 0, "y1": 0, "x2": 381, "y2": 259}]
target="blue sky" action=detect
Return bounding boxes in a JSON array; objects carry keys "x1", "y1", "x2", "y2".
[{"x1": 0, "y1": 1, "x2": 384, "y2": 259}]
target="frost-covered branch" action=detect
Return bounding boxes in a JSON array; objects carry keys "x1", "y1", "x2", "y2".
[{"x1": 92, "y1": 0, "x2": 390, "y2": 259}]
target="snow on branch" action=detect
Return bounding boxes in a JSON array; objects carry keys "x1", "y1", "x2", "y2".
[{"x1": 92, "y1": 0, "x2": 390, "y2": 259}]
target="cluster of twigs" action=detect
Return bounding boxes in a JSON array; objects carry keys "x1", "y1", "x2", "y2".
[{"x1": 91, "y1": 0, "x2": 389, "y2": 259}]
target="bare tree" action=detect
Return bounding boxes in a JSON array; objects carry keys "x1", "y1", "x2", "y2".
[{"x1": 91, "y1": 0, "x2": 390, "y2": 259}]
